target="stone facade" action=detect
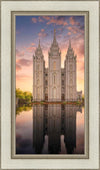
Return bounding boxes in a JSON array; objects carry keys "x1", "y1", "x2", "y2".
[
  {"x1": 33, "y1": 29, "x2": 82, "y2": 101},
  {"x1": 48, "y1": 29, "x2": 61, "y2": 101},
  {"x1": 33, "y1": 40, "x2": 45, "y2": 101}
]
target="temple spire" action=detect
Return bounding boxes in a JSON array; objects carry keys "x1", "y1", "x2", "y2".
[
  {"x1": 35, "y1": 38, "x2": 43, "y2": 57},
  {"x1": 53, "y1": 28, "x2": 56, "y2": 42},
  {"x1": 38, "y1": 39, "x2": 40, "y2": 48},
  {"x1": 69, "y1": 39, "x2": 71, "y2": 48}
]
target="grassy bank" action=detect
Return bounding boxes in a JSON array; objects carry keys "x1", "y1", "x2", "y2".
[
  {"x1": 32, "y1": 100, "x2": 84, "y2": 106},
  {"x1": 16, "y1": 88, "x2": 84, "y2": 106}
]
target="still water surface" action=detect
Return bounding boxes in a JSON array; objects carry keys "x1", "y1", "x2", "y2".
[{"x1": 16, "y1": 104, "x2": 84, "y2": 154}]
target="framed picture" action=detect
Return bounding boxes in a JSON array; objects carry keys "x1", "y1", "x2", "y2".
[
  {"x1": 13, "y1": 11, "x2": 88, "y2": 159},
  {"x1": 0, "y1": 0, "x2": 99, "y2": 170}
]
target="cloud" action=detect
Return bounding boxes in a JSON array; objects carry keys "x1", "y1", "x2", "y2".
[
  {"x1": 16, "y1": 63, "x2": 21, "y2": 71},
  {"x1": 67, "y1": 26, "x2": 77, "y2": 34},
  {"x1": 26, "y1": 46, "x2": 36, "y2": 53},
  {"x1": 41, "y1": 29, "x2": 45, "y2": 32},
  {"x1": 38, "y1": 29, "x2": 48, "y2": 38},
  {"x1": 41, "y1": 16, "x2": 51, "y2": 20},
  {"x1": 32, "y1": 17, "x2": 37, "y2": 23},
  {"x1": 46, "y1": 16, "x2": 68, "y2": 26},
  {"x1": 16, "y1": 49, "x2": 24, "y2": 57},
  {"x1": 79, "y1": 43, "x2": 84, "y2": 56},
  {"x1": 17, "y1": 59, "x2": 32, "y2": 67},
  {"x1": 23, "y1": 43, "x2": 36, "y2": 53},
  {"x1": 57, "y1": 27, "x2": 64, "y2": 32},
  {"x1": 67, "y1": 32, "x2": 71, "y2": 36},
  {"x1": 57, "y1": 34, "x2": 62, "y2": 39},
  {"x1": 79, "y1": 64, "x2": 84, "y2": 72},
  {"x1": 16, "y1": 58, "x2": 32, "y2": 72},
  {"x1": 38, "y1": 16, "x2": 44, "y2": 22},
  {"x1": 69, "y1": 16, "x2": 81, "y2": 27},
  {"x1": 67, "y1": 25, "x2": 84, "y2": 35},
  {"x1": 72, "y1": 36, "x2": 84, "y2": 56},
  {"x1": 69, "y1": 17, "x2": 75, "y2": 25},
  {"x1": 16, "y1": 74, "x2": 32, "y2": 80},
  {"x1": 31, "y1": 43, "x2": 35, "y2": 46},
  {"x1": 39, "y1": 16, "x2": 68, "y2": 26}
]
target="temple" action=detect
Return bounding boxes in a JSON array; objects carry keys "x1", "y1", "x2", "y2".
[{"x1": 33, "y1": 29, "x2": 82, "y2": 101}]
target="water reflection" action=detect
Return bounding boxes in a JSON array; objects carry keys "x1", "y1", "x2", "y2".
[
  {"x1": 16, "y1": 104, "x2": 84, "y2": 154},
  {"x1": 32, "y1": 104, "x2": 83, "y2": 154},
  {"x1": 33, "y1": 106, "x2": 45, "y2": 153},
  {"x1": 64, "y1": 105, "x2": 81, "y2": 154}
]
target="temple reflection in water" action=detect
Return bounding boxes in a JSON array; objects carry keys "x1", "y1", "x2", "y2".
[{"x1": 33, "y1": 104, "x2": 82, "y2": 154}]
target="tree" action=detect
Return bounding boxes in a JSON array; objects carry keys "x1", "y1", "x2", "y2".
[{"x1": 16, "y1": 88, "x2": 32, "y2": 104}]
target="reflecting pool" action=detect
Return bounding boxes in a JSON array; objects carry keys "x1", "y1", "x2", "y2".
[{"x1": 16, "y1": 104, "x2": 84, "y2": 154}]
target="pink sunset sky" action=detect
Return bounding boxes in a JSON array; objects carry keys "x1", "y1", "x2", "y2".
[{"x1": 16, "y1": 15, "x2": 84, "y2": 94}]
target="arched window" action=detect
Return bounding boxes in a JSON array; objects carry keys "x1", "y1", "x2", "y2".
[
  {"x1": 54, "y1": 75, "x2": 55, "y2": 84},
  {"x1": 53, "y1": 74, "x2": 56, "y2": 84},
  {"x1": 62, "y1": 80, "x2": 64, "y2": 85},
  {"x1": 45, "y1": 80, "x2": 48, "y2": 85},
  {"x1": 37, "y1": 79, "x2": 39, "y2": 85},
  {"x1": 69, "y1": 72, "x2": 73, "y2": 79},
  {"x1": 37, "y1": 64, "x2": 39, "y2": 70},
  {"x1": 36, "y1": 72, "x2": 39, "y2": 78},
  {"x1": 69, "y1": 78, "x2": 73, "y2": 84},
  {"x1": 37, "y1": 87, "x2": 40, "y2": 98},
  {"x1": 78, "y1": 95, "x2": 81, "y2": 100},
  {"x1": 69, "y1": 64, "x2": 72, "y2": 70},
  {"x1": 69, "y1": 87, "x2": 73, "y2": 98},
  {"x1": 53, "y1": 61, "x2": 56, "y2": 70},
  {"x1": 53, "y1": 87, "x2": 56, "y2": 99},
  {"x1": 45, "y1": 88, "x2": 48, "y2": 94}
]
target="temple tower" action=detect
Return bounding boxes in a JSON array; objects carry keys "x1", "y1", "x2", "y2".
[
  {"x1": 33, "y1": 40, "x2": 45, "y2": 101},
  {"x1": 64, "y1": 40, "x2": 77, "y2": 101},
  {"x1": 48, "y1": 29, "x2": 61, "y2": 101}
]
